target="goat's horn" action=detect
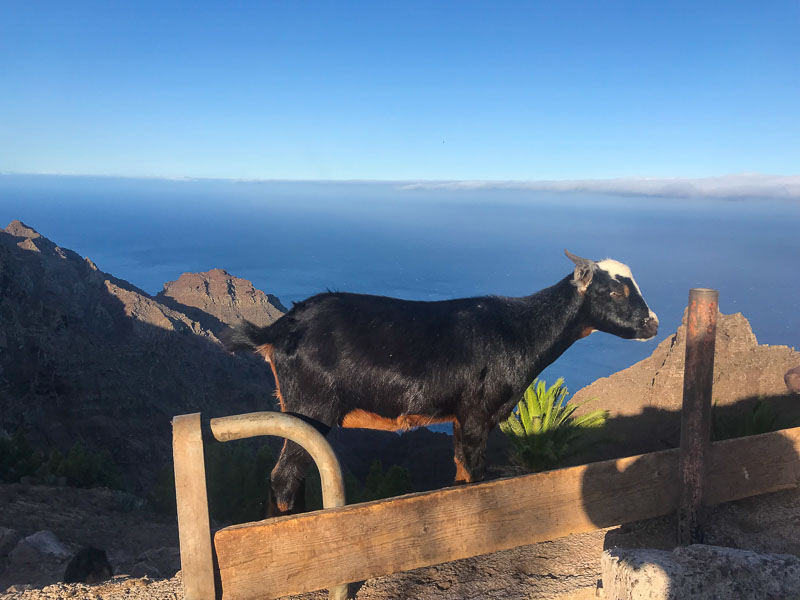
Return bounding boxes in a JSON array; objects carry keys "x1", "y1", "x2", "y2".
[{"x1": 564, "y1": 249, "x2": 595, "y2": 265}]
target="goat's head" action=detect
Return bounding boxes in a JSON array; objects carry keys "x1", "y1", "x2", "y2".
[{"x1": 566, "y1": 249, "x2": 659, "y2": 341}]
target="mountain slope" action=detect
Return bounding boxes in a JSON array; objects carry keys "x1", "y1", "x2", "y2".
[{"x1": 0, "y1": 221, "x2": 279, "y2": 488}]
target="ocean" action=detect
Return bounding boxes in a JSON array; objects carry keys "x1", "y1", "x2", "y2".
[{"x1": 2, "y1": 174, "x2": 799, "y2": 400}]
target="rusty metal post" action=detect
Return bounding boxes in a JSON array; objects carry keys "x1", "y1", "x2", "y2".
[{"x1": 677, "y1": 288, "x2": 719, "y2": 545}]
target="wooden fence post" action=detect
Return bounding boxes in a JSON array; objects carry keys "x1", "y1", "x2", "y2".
[
  {"x1": 173, "y1": 413, "x2": 215, "y2": 600},
  {"x1": 677, "y1": 288, "x2": 719, "y2": 545}
]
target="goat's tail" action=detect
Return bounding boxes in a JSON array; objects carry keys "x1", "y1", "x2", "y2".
[{"x1": 224, "y1": 320, "x2": 272, "y2": 353}]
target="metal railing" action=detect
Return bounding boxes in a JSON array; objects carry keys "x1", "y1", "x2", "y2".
[{"x1": 173, "y1": 411, "x2": 347, "y2": 600}]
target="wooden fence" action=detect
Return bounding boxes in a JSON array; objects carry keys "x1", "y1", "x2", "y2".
[{"x1": 177, "y1": 418, "x2": 800, "y2": 599}]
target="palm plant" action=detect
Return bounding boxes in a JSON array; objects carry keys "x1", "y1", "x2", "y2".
[
  {"x1": 712, "y1": 397, "x2": 779, "y2": 441},
  {"x1": 499, "y1": 377, "x2": 608, "y2": 472}
]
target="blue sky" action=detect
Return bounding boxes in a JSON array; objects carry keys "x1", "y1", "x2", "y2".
[{"x1": 2, "y1": 1, "x2": 799, "y2": 181}]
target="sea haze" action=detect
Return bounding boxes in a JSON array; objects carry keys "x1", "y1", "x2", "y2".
[{"x1": 2, "y1": 174, "x2": 799, "y2": 400}]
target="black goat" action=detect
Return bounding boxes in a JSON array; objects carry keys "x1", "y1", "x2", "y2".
[{"x1": 229, "y1": 250, "x2": 658, "y2": 514}]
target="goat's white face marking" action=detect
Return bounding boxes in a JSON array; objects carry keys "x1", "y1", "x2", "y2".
[
  {"x1": 597, "y1": 259, "x2": 641, "y2": 295},
  {"x1": 597, "y1": 258, "x2": 659, "y2": 330}
]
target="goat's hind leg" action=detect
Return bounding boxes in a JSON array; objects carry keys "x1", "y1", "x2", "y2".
[
  {"x1": 269, "y1": 409, "x2": 335, "y2": 516},
  {"x1": 269, "y1": 393, "x2": 338, "y2": 515},
  {"x1": 266, "y1": 354, "x2": 338, "y2": 515},
  {"x1": 270, "y1": 438, "x2": 313, "y2": 516}
]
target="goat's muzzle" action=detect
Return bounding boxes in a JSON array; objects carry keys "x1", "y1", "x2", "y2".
[{"x1": 637, "y1": 313, "x2": 659, "y2": 340}]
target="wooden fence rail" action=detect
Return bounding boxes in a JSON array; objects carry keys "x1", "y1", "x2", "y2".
[{"x1": 212, "y1": 425, "x2": 800, "y2": 600}]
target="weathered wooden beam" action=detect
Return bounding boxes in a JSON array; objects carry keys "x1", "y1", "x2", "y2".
[
  {"x1": 173, "y1": 413, "x2": 215, "y2": 600},
  {"x1": 214, "y1": 426, "x2": 800, "y2": 600},
  {"x1": 678, "y1": 288, "x2": 719, "y2": 545}
]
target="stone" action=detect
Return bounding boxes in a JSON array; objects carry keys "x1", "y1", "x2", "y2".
[
  {"x1": 0, "y1": 527, "x2": 21, "y2": 556},
  {"x1": 602, "y1": 544, "x2": 800, "y2": 599},
  {"x1": 785, "y1": 365, "x2": 800, "y2": 393},
  {"x1": 8, "y1": 538, "x2": 41, "y2": 565},
  {"x1": 5, "y1": 530, "x2": 72, "y2": 589},
  {"x1": 63, "y1": 547, "x2": 114, "y2": 584},
  {"x1": 134, "y1": 547, "x2": 181, "y2": 579},
  {"x1": 20, "y1": 530, "x2": 71, "y2": 559}
]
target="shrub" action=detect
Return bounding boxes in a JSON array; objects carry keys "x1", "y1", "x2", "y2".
[
  {"x1": 361, "y1": 459, "x2": 412, "y2": 501},
  {"x1": 149, "y1": 462, "x2": 178, "y2": 516},
  {"x1": 153, "y1": 444, "x2": 411, "y2": 519},
  {"x1": 712, "y1": 398, "x2": 778, "y2": 441},
  {"x1": 0, "y1": 429, "x2": 122, "y2": 489},
  {"x1": 499, "y1": 377, "x2": 607, "y2": 472},
  {"x1": 57, "y1": 442, "x2": 123, "y2": 489},
  {"x1": 0, "y1": 429, "x2": 41, "y2": 481},
  {"x1": 205, "y1": 441, "x2": 274, "y2": 524},
  {"x1": 304, "y1": 458, "x2": 412, "y2": 510},
  {"x1": 150, "y1": 439, "x2": 274, "y2": 525}
]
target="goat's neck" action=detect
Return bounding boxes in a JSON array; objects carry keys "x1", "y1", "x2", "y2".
[{"x1": 519, "y1": 275, "x2": 588, "y2": 377}]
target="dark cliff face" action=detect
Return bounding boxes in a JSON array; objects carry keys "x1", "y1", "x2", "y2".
[{"x1": 0, "y1": 221, "x2": 278, "y2": 489}]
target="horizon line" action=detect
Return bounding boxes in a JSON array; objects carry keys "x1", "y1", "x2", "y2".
[{"x1": 2, "y1": 171, "x2": 800, "y2": 200}]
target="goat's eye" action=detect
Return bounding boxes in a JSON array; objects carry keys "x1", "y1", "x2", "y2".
[{"x1": 610, "y1": 290, "x2": 624, "y2": 299}]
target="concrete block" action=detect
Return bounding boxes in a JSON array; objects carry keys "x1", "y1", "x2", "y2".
[{"x1": 602, "y1": 544, "x2": 800, "y2": 599}]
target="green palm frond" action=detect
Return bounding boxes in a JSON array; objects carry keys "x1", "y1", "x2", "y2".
[{"x1": 500, "y1": 377, "x2": 608, "y2": 473}]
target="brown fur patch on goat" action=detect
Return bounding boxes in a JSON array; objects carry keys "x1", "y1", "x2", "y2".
[
  {"x1": 257, "y1": 344, "x2": 286, "y2": 411},
  {"x1": 454, "y1": 456, "x2": 472, "y2": 483},
  {"x1": 341, "y1": 409, "x2": 454, "y2": 431}
]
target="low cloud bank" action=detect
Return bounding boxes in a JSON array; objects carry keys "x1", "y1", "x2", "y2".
[{"x1": 400, "y1": 174, "x2": 800, "y2": 200}]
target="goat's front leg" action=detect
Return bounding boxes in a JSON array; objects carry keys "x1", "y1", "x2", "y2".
[
  {"x1": 452, "y1": 421, "x2": 471, "y2": 483},
  {"x1": 453, "y1": 415, "x2": 490, "y2": 484}
]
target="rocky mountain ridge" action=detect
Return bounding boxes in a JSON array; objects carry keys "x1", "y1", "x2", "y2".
[
  {"x1": 572, "y1": 309, "x2": 800, "y2": 459},
  {"x1": 156, "y1": 269, "x2": 286, "y2": 337},
  {"x1": 0, "y1": 220, "x2": 282, "y2": 489}
]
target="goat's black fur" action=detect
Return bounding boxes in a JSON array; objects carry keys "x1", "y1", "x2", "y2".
[{"x1": 229, "y1": 251, "x2": 657, "y2": 514}]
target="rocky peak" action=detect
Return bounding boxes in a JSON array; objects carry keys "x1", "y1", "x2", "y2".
[
  {"x1": 570, "y1": 310, "x2": 800, "y2": 460},
  {"x1": 4, "y1": 220, "x2": 42, "y2": 239},
  {"x1": 156, "y1": 268, "x2": 285, "y2": 334},
  {"x1": 572, "y1": 309, "x2": 799, "y2": 415},
  {"x1": 2, "y1": 220, "x2": 82, "y2": 263}
]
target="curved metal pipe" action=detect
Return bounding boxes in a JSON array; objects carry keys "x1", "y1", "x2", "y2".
[
  {"x1": 209, "y1": 411, "x2": 348, "y2": 599},
  {"x1": 210, "y1": 411, "x2": 345, "y2": 509}
]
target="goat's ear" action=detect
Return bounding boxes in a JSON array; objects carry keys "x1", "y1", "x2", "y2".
[{"x1": 573, "y1": 263, "x2": 594, "y2": 293}]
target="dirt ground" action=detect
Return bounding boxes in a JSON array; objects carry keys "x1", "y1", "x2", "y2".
[{"x1": 3, "y1": 481, "x2": 800, "y2": 600}]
